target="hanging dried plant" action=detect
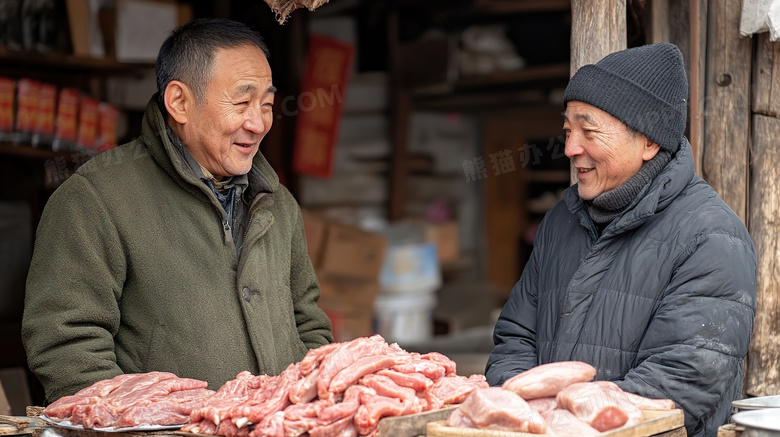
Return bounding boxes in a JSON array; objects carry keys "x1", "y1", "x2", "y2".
[{"x1": 264, "y1": 0, "x2": 330, "y2": 24}]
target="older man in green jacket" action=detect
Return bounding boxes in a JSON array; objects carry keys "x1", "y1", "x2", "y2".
[{"x1": 22, "y1": 18, "x2": 333, "y2": 403}]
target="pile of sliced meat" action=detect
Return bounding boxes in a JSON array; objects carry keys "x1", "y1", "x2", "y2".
[
  {"x1": 448, "y1": 361, "x2": 676, "y2": 435},
  {"x1": 43, "y1": 372, "x2": 215, "y2": 429},
  {"x1": 181, "y1": 334, "x2": 487, "y2": 437}
]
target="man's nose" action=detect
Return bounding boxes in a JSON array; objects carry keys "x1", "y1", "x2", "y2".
[
  {"x1": 243, "y1": 106, "x2": 268, "y2": 134},
  {"x1": 564, "y1": 134, "x2": 583, "y2": 158}
]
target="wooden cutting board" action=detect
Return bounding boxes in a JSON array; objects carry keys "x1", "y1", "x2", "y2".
[
  {"x1": 427, "y1": 409, "x2": 685, "y2": 437},
  {"x1": 378, "y1": 406, "x2": 458, "y2": 437}
]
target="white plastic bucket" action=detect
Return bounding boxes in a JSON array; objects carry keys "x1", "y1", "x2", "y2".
[
  {"x1": 379, "y1": 242, "x2": 442, "y2": 294},
  {"x1": 373, "y1": 291, "x2": 437, "y2": 345}
]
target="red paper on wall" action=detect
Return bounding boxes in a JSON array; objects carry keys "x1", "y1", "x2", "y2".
[
  {"x1": 55, "y1": 88, "x2": 80, "y2": 142},
  {"x1": 0, "y1": 77, "x2": 14, "y2": 133},
  {"x1": 76, "y1": 96, "x2": 99, "y2": 149},
  {"x1": 15, "y1": 78, "x2": 40, "y2": 134},
  {"x1": 292, "y1": 34, "x2": 355, "y2": 179}
]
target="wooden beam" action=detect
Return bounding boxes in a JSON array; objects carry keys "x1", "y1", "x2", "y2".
[
  {"x1": 746, "y1": 113, "x2": 780, "y2": 397},
  {"x1": 702, "y1": 0, "x2": 751, "y2": 224},
  {"x1": 753, "y1": 33, "x2": 780, "y2": 118},
  {"x1": 569, "y1": 0, "x2": 626, "y2": 183}
]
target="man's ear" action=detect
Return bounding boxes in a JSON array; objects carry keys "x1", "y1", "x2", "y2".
[
  {"x1": 164, "y1": 81, "x2": 191, "y2": 124},
  {"x1": 642, "y1": 138, "x2": 661, "y2": 162}
]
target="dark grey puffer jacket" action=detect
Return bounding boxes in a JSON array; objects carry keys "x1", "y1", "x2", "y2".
[{"x1": 485, "y1": 140, "x2": 757, "y2": 437}]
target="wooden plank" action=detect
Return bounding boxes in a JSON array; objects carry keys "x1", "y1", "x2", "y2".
[
  {"x1": 753, "y1": 32, "x2": 780, "y2": 118},
  {"x1": 746, "y1": 113, "x2": 780, "y2": 397},
  {"x1": 717, "y1": 423, "x2": 742, "y2": 437},
  {"x1": 689, "y1": 0, "x2": 707, "y2": 176},
  {"x1": 701, "y1": 0, "x2": 751, "y2": 224},
  {"x1": 427, "y1": 409, "x2": 684, "y2": 437},
  {"x1": 377, "y1": 406, "x2": 457, "y2": 437}
]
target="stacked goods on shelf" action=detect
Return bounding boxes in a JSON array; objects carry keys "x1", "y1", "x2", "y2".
[{"x1": 0, "y1": 76, "x2": 119, "y2": 153}]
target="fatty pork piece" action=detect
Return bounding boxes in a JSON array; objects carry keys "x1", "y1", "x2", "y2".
[
  {"x1": 542, "y1": 408, "x2": 600, "y2": 436},
  {"x1": 232, "y1": 363, "x2": 301, "y2": 427},
  {"x1": 502, "y1": 361, "x2": 596, "y2": 400},
  {"x1": 48, "y1": 372, "x2": 211, "y2": 428},
  {"x1": 114, "y1": 388, "x2": 215, "y2": 428},
  {"x1": 316, "y1": 335, "x2": 399, "y2": 399},
  {"x1": 44, "y1": 374, "x2": 140, "y2": 419},
  {"x1": 426, "y1": 374, "x2": 489, "y2": 409},
  {"x1": 593, "y1": 381, "x2": 676, "y2": 410},
  {"x1": 456, "y1": 387, "x2": 546, "y2": 434},
  {"x1": 354, "y1": 391, "x2": 425, "y2": 436},
  {"x1": 556, "y1": 382, "x2": 643, "y2": 432},
  {"x1": 446, "y1": 409, "x2": 475, "y2": 428},
  {"x1": 527, "y1": 397, "x2": 558, "y2": 414},
  {"x1": 186, "y1": 371, "x2": 270, "y2": 427}
]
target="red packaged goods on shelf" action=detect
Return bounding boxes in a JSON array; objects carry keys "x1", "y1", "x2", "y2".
[
  {"x1": 97, "y1": 102, "x2": 119, "y2": 152},
  {"x1": 54, "y1": 88, "x2": 80, "y2": 147},
  {"x1": 15, "y1": 79, "x2": 40, "y2": 136},
  {"x1": 76, "y1": 96, "x2": 99, "y2": 150},
  {"x1": 36, "y1": 83, "x2": 57, "y2": 136},
  {"x1": 0, "y1": 77, "x2": 14, "y2": 134}
]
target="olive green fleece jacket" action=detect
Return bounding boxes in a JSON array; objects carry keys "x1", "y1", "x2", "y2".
[{"x1": 22, "y1": 99, "x2": 333, "y2": 403}]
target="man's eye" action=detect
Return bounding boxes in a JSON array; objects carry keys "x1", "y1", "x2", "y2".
[{"x1": 236, "y1": 101, "x2": 249, "y2": 106}]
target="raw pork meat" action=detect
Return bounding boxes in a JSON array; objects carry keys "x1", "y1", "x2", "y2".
[
  {"x1": 542, "y1": 408, "x2": 599, "y2": 435},
  {"x1": 457, "y1": 387, "x2": 546, "y2": 433},
  {"x1": 593, "y1": 380, "x2": 676, "y2": 410},
  {"x1": 43, "y1": 372, "x2": 213, "y2": 429},
  {"x1": 556, "y1": 382, "x2": 642, "y2": 432},
  {"x1": 502, "y1": 361, "x2": 596, "y2": 400}
]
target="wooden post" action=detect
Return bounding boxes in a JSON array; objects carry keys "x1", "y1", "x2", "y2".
[
  {"x1": 701, "y1": 0, "x2": 751, "y2": 224},
  {"x1": 689, "y1": 0, "x2": 707, "y2": 176},
  {"x1": 570, "y1": 0, "x2": 626, "y2": 74},
  {"x1": 745, "y1": 34, "x2": 780, "y2": 397},
  {"x1": 387, "y1": 10, "x2": 410, "y2": 221},
  {"x1": 569, "y1": 0, "x2": 626, "y2": 182}
]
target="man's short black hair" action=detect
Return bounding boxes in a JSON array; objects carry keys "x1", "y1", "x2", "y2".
[{"x1": 155, "y1": 18, "x2": 270, "y2": 115}]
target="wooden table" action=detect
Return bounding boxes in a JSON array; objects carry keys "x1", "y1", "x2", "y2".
[{"x1": 717, "y1": 423, "x2": 744, "y2": 437}]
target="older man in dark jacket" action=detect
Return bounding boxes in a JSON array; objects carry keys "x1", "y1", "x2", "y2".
[{"x1": 486, "y1": 43, "x2": 757, "y2": 437}]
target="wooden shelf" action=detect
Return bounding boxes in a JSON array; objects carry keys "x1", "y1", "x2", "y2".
[
  {"x1": 411, "y1": 63, "x2": 570, "y2": 98},
  {"x1": 472, "y1": 0, "x2": 571, "y2": 14},
  {"x1": 0, "y1": 47, "x2": 154, "y2": 73},
  {"x1": 0, "y1": 142, "x2": 74, "y2": 160}
]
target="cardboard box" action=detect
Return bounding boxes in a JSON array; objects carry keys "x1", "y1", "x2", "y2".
[
  {"x1": 318, "y1": 222, "x2": 387, "y2": 281},
  {"x1": 424, "y1": 221, "x2": 459, "y2": 264},
  {"x1": 319, "y1": 298, "x2": 373, "y2": 342},
  {"x1": 319, "y1": 277, "x2": 379, "y2": 307}
]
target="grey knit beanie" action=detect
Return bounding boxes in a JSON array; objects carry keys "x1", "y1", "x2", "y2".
[{"x1": 563, "y1": 43, "x2": 688, "y2": 153}]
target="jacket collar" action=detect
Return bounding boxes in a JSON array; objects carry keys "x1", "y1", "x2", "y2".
[
  {"x1": 141, "y1": 96, "x2": 279, "y2": 199},
  {"x1": 564, "y1": 137, "x2": 695, "y2": 235}
]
